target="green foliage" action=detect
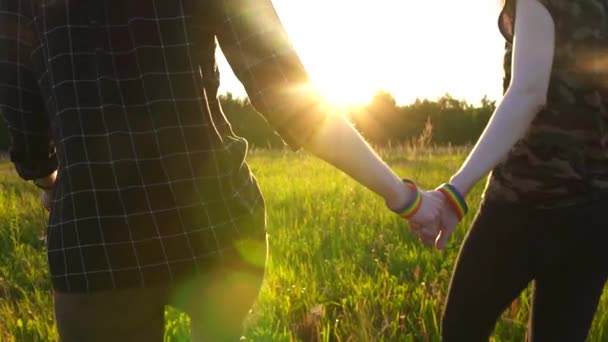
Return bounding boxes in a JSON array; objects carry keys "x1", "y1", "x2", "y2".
[
  {"x1": 0, "y1": 151, "x2": 606, "y2": 341},
  {"x1": 0, "y1": 164, "x2": 55, "y2": 342},
  {"x1": 217, "y1": 92, "x2": 496, "y2": 149},
  {"x1": 219, "y1": 93, "x2": 286, "y2": 149}
]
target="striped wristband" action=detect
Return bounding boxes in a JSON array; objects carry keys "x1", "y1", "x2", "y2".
[
  {"x1": 437, "y1": 183, "x2": 468, "y2": 221},
  {"x1": 391, "y1": 179, "x2": 422, "y2": 219}
]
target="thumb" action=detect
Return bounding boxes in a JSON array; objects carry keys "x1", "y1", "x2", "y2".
[
  {"x1": 435, "y1": 210, "x2": 459, "y2": 250},
  {"x1": 435, "y1": 227, "x2": 452, "y2": 250}
]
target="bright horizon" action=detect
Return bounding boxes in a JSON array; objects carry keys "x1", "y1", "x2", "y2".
[{"x1": 217, "y1": 0, "x2": 507, "y2": 106}]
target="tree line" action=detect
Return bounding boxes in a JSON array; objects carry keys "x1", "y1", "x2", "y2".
[
  {"x1": 0, "y1": 91, "x2": 497, "y2": 152},
  {"x1": 223, "y1": 91, "x2": 496, "y2": 148}
]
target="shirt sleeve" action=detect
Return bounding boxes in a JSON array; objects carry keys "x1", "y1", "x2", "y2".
[
  {"x1": 213, "y1": 0, "x2": 328, "y2": 150},
  {"x1": 0, "y1": 1, "x2": 57, "y2": 180}
]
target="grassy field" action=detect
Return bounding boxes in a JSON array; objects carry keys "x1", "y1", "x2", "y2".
[{"x1": 0, "y1": 148, "x2": 606, "y2": 341}]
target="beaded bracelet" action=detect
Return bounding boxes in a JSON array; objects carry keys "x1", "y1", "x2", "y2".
[
  {"x1": 391, "y1": 179, "x2": 422, "y2": 219},
  {"x1": 437, "y1": 183, "x2": 468, "y2": 221}
]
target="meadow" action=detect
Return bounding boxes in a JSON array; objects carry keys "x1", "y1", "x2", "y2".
[{"x1": 0, "y1": 147, "x2": 606, "y2": 341}]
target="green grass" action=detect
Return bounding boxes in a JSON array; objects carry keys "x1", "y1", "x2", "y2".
[{"x1": 0, "y1": 148, "x2": 606, "y2": 341}]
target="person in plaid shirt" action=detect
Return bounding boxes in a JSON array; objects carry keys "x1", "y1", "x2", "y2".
[{"x1": 1, "y1": 0, "x2": 444, "y2": 340}]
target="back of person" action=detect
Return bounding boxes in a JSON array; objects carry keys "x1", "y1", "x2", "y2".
[
  {"x1": 486, "y1": 0, "x2": 608, "y2": 208},
  {"x1": 3, "y1": 0, "x2": 314, "y2": 293},
  {"x1": 51, "y1": 0, "x2": 263, "y2": 293}
]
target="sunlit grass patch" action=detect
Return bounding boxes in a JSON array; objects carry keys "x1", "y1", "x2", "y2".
[{"x1": 0, "y1": 149, "x2": 606, "y2": 341}]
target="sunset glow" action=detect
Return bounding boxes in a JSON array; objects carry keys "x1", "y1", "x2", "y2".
[{"x1": 218, "y1": 0, "x2": 507, "y2": 106}]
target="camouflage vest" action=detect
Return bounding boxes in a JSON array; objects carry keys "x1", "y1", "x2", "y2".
[{"x1": 484, "y1": 0, "x2": 608, "y2": 208}]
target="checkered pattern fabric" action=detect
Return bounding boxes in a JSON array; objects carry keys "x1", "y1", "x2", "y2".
[{"x1": 1, "y1": 0, "x2": 326, "y2": 293}]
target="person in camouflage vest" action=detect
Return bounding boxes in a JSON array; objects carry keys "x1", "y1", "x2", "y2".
[{"x1": 422, "y1": 0, "x2": 608, "y2": 340}]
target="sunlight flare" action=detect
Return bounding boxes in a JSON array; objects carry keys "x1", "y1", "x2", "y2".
[{"x1": 218, "y1": 0, "x2": 506, "y2": 106}]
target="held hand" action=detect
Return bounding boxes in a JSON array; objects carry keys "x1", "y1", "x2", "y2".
[
  {"x1": 434, "y1": 195, "x2": 460, "y2": 250},
  {"x1": 407, "y1": 190, "x2": 443, "y2": 246},
  {"x1": 423, "y1": 183, "x2": 468, "y2": 250},
  {"x1": 386, "y1": 180, "x2": 447, "y2": 247},
  {"x1": 433, "y1": 182, "x2": 468, "y2": 249},
  {"x1": 409, "y1": 189, "x2": 462, "y2": 249},
  {"x1": 409, "y1": 190, "x2": 443, "y2": 225}
]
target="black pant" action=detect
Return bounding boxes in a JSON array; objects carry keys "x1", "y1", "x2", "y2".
[{"x1": 442, "y1": 198, "x2": 608, "y2": 342}]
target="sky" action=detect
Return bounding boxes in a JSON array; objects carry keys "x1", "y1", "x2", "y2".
[{"x1": 217, "y1": 0, "x2": 507, "y2": 106}]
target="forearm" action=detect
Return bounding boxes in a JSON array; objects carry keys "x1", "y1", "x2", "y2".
[
  {"x1": 216, "y1": 0, "x2": 419, "y2": 210},
  {"x1": 450, "y1": 90, "x2": 544, "y2": 195},
  {"x1": 302, "y1": 113, "x2": 410, "y2": 209},
  {"x1": 449, "y1": 0, "x2": 556, "y2": 195}
]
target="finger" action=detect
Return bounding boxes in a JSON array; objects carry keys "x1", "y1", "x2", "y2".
[
  {"x1": 409, "y1": 220, "x2": 432, "y2": 238},
  {"x1": 410, "y1": 210, "x2": 440, "y2": 230},
  {"x1": 412, "y1": 207, "x2": 440, "y2": 225},
  {"x1": 420, "y1": 236, "x2": 435, "y2": 246},
  {"x1": 419, "y1": 224, "x2": 439, "y2": 241},
  {"x1": 409, "y1": 223, "x2": 422, "y2": 233},
  {"x1": 436, "y1": 217, "x2": 459, "y2": 250},
  {"x1": 421, "y1": 192, "x2": 442, "y2": 208},
  {"x1": 435, "y1": 230, "x2": 446, "y2": 249},
  {"x1": 419, "y1": 230, "x2": 438, "y2": 246}
]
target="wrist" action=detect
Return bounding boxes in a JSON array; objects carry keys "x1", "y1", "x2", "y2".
[
  {"x1": 436, "y1": 182, "x2": 469, "y2": 221},
  {"x1": 449, "y1": 174, "x2": 470, "y2": 197},
  {"x1": 386, "y1": 179, "x2": 422, "y2": 218},
  {"x1": 385, "y1": 178, "x2": 410, "y2": 212}
]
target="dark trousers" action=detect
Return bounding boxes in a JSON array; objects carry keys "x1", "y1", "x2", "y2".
[
  {"x1": 442, "y1": 198, "x2": 608, "y2": 342},
  {"x1": 54, "y1": 238, "x2": 267, "y2": 342}
]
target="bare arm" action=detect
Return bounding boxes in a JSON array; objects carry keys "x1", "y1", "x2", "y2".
[
  {"x1": 214, "y1": 0, "x2": 441, "y2": 218},
  {"x1": 429, "y1": 0, "x2": 556, "y2": 249},
  {"x1": 301, "y1": 111, "x2": 413, "y2": 210},
  {"x1": 450, "y1": 0, "x2": 555, "y2": 195}
]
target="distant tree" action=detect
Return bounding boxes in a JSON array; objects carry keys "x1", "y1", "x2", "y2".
[
  {"x1": 219, "y1": 93, "x2": 284, "y2": 148},
  {"x1": 351, "y1": 92, "x2": 494, "y2": 147},
  {"x1": 470, "y1": 95, "x2": 495, "y2": 142},
  {"x1": 350, "y1": 90, "x2": 401, "y2": 145}
]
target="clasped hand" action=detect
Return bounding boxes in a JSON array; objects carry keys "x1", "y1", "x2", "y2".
[{"x1": 407, "y1": 190, "x2": 459, "y2": 250}]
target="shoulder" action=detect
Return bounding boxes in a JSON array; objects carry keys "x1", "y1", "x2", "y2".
[
  {"x1": 499, "y1": 0, "x2": 554, "y2": 43},
  {"x1": 499, "y1": 0, "x2": 607, "y2": 44}
]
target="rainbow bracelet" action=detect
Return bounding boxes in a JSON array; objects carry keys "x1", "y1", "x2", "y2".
[
  {"x1": 392, "y1": 179, "x2": 422, "y2": 219},
  {"x1": 437, "y1": 183, "x2": 468, "y2": 221}
]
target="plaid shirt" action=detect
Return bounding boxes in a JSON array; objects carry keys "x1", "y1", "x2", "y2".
[{"x1": 0, "y1": 0, "x2": 326, "y2": 293}]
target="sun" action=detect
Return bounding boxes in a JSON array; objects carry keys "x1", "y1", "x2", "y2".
[
  {"x1": 270, "y1": 0, "x2": 506, "y2": 107},
  {"x1": 311, "y1": 70, "x2": 377, "y2": 106},
  {"x1": 217, "y1": 0, "x2": 506, "y2": 107},
  {"x1": 270, "y1": 0, "x2": 393, "y2": 106}
]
